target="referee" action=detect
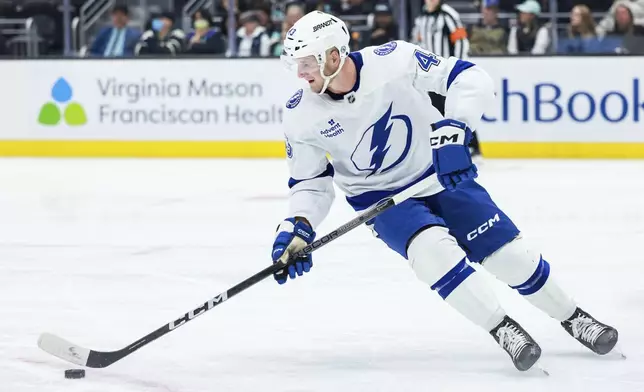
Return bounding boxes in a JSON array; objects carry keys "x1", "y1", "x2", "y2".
[
  {"x1": 412, "y1": 0, "x2": 470, "y2": 59},
  {"x1": 412, "y1": 0, "x2": 481, "y2": 156}
]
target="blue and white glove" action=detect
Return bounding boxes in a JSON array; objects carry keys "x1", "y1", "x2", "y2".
[
  {"x1": 430, "y1": 119, "x2": 478, "y2": 191},
  {"x1": 271, "y1": 218, "x2": 316, "y2": 284}
]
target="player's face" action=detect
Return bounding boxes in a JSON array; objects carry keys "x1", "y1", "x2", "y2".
[
  {"x1": 284, "y1": 52, "x2": 341, "y2": 93},
  {"x1": 287, "y1": 55, "x2": 324, "y2": 92}
]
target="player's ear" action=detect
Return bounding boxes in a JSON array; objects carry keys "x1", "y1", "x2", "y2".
[
  {"x1": 326, "y1": 48, "x2": 339, "y2": 67},
  {"x1": 332, "y1": 48, "x2": 341, "y2": 66}
]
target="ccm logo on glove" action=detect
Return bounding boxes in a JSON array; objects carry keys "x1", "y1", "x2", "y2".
[
  {"x1": 429, "y1": 119, "x2": 477, "y2": 191},
  {"x1": 429, "y1": 121, "x2": 466, "y2": 147},
  {"x1": 430, "y1": 133, "x2": 462, "y2": 147}
]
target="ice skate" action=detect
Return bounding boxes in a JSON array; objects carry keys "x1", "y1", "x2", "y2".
[
  {"x1": 491, "y1": 316, "x2": 542, "y2": 371},
  {"x1": 561, "y1": 307, "x2": 618, "y2": 355}
]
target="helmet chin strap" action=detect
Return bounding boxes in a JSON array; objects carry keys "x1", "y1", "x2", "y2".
[{"x1": 318, "y1": 55, "x2": 347, "y2": 95}]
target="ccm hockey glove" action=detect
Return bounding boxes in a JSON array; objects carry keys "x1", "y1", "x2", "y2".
[
  {"x1": 271, "y1": 218, "x2": 316, "y2": 284},
  {"x1": 430, "y1": 119, "x2": 478, "y2": 191}
]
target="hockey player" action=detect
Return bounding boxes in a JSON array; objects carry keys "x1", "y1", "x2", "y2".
[{"x1": 271, "y1": 11, "x2": 618, "y2": 372}]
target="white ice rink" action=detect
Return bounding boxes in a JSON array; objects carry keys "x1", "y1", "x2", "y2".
[{"x1": 1, "y1": 158, "x2": 642, "y2": 392}]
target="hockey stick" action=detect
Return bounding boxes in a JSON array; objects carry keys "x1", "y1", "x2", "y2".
[{"x1": 37, "y1": 175, "x2": 434, "y2": 368}]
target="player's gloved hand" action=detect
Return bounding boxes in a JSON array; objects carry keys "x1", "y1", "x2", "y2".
[
  {"x1": 271, "y1": 218, "x2": 316, "y2": 284},
  {"x1": 430, "y1": 119, "x2": 478, "y2": 191}
]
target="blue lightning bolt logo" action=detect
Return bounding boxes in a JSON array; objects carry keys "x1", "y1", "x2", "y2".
[
  {"x1": 350, "y1": 102, "x2": 413, "y2": 178},
  {"x1": 368, "y1": 103, "x2": 395, "y2": 177}
]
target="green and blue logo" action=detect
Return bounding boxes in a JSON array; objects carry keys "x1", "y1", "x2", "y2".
[{"x1": 38, "y1": 77, "x2": 87, "y2": 126}]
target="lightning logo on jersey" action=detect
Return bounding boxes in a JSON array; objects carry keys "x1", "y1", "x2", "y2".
[{"x1": 351, "y1": 103, "x2": 413, "y2": 178}]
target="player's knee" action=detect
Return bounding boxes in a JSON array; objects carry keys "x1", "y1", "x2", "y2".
[
  {"x1": 407, "y1": 226, "x2": 474, "y2": 299},
  {"x1": 482, "y1": 236, "x2": 550, "y2": 295}
]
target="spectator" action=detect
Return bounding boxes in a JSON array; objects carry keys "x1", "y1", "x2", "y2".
[
  {"x1": 284, "y1": 2, "x2": 306, "y2": 30},
  {"x1": 254, "y1": 6, "x2": 281, "y2": 56},
  {"x1": 568, "y1": 4, "x2": 597, "y2": 38},
  {"x1": 366, "y1": 2, "x2": 399, "y2": 47},
  {"x1": 412, "y1": 0, "x2": 470, "y2": 58},
  {"x1": 558, "y1": 4, "x2": 599, "y2": 53},
  {"x1": 232, "y1": 11, "x2": 272, "y2": 57},
  {"x1": 468, "y1": 1, "x2": 509, "y2": 54},
  {"x1": 596, "y1": 0, "x2": 644, "y2": 36},
  {"x1": 507, "y1": 0, "x2": 550, "y2": 54},
  {"x1": 186, "y1": 9, "x2": 226, "y2": 55},
  {"x1": 609, "y1": 2, "x2": 644, "y2": 35},
  {"x1": 256, "y1": 6, "x2": 276, "y2": 32},
  {"x1": 610, "y1": 2, "x2": 644, "y2": 52},
  {"x1": 272, "y1": 2, "x2": 305, "y2": 56},
  {"x1": 88, "y1": 5, "x2": 140, "y2": 57},
  {"x1": 135, "y1": 12, "x2": 185, "y2": 56}
]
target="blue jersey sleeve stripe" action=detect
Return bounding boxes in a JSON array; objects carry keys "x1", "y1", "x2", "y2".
[
  {"x1": 446, "y1": 59, "x2": 475, "y2": 90},
  {"x1": 288, "y1": 163, "x2": 335, "y2": 189}
]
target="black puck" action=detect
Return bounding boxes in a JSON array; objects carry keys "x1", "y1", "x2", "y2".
[{"x1": 64, "y1": 369, "x2": 85, "y2": 379}]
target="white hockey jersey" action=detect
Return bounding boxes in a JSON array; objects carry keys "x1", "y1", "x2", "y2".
[{"x1": 283, "y1": 40, "x2": 495, "y2": 228}]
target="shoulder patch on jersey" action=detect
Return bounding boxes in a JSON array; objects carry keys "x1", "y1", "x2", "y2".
[
  {"x1": 373, "y1": 41, "x2": 397, "y2": 56},
  {"x1": 413, "y1": 49, "x2": 441, "y2": 72},
  {"x1": 285, "y1": 136, "x2": 293, "y2": 159},
  {"x1": 286, "y1": 89, "x2": 304, "y2": 109}
]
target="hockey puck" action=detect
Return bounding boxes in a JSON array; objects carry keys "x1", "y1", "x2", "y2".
[{"x1": 64, "y1": 369, "x2": 85, "y2": 379}]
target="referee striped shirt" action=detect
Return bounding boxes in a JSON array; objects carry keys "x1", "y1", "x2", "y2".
[{"x1": 412, "y1": 4, "x2": 470, "y2": 59}]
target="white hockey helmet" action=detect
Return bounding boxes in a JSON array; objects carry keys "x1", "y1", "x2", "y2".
[{"x1": 280, "y1": 11, "x2": 351, "y2": 94}]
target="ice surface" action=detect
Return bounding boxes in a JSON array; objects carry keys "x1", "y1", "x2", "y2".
[{"x1": 0, "y1": 158, "x2": 642, "y2": 392}]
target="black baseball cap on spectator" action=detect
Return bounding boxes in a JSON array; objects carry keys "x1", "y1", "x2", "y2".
[
  {"x1": 373, "y1": 2, "x2": 393, "y2": 14},
  {"x1": 111, "y1": 4, "x2": 128, "y2": 15}
]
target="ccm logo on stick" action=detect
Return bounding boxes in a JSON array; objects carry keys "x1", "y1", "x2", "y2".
[
  {"x1": 467, "y1": 214, "x2": 500, "y2": 241},
  {"x1": 168, "y1": 292, "x2": 229, "y2": 330}
]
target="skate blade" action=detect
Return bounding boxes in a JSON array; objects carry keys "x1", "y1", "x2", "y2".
[
  {"x1": 533, "y1": 362, "x2": 550, "y2": 377},
  {"x1": 612, "y1": 343, "x2": 627, "y2": 360},
  {"x1": 526, "y1": 358, "x2": 549, "y2": 377}
]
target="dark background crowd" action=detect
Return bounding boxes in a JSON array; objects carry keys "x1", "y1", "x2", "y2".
[{"x1": 0, "y1": 0, "x2": 642, "y2": 58}]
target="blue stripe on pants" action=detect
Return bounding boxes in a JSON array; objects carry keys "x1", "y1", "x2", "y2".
[
  {"x1": 431, "y1": 258, "x2": 476, "y2": 299},
  {"x1": 510, "y1": 256, "x2": 551, "y2": 295}
]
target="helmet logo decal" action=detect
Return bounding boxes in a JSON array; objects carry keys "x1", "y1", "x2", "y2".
[
  {"x1": 287, "y1": 28, "x2": 296, "y2": 36},
  {"x1": 312, "y1": 18, "x2": 338, "y2": 32}
]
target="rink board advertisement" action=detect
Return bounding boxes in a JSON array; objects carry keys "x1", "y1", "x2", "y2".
[
  {"x1": 473, "y1": 57, "x2": 644, "y2": 158},
  {"x1": 0, "y1": 56, "x2": 642, "y2": 158},
  {"x1": 0, "y1": 59, "x2": 301, "y2": 157}
]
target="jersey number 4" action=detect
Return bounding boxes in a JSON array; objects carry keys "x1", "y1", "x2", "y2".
[{"x1": 414, "y1": 50, "x2": 440, "y2": 72}]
